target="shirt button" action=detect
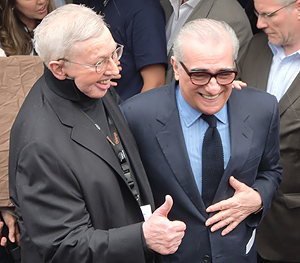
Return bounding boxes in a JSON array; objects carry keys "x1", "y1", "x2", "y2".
[{"x1": 203, "y1": 255, "x2": 211, "y2": 262}]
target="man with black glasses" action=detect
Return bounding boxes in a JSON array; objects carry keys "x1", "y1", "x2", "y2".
[
  {"x1": 238, "y1": 0, "x2": 300, "y2": 262},
  {"x1": 121, "y1": 18, "x2": 282, "y2": 263}
]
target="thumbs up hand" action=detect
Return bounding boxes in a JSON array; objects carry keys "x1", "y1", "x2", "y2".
[{"x1": 142, "y1": 195, "x2": 186, "y2": 255}]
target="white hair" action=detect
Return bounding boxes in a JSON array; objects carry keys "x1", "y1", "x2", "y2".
[
  {"x1": 277, "y1": 0, "x2": 297, "y2": 11},
  {"x1": 172, "y1": 18, "x2": 239, "y2": 64},
  {"x1": 34, "y1": 4, "x2": 107, "y2": 68}
]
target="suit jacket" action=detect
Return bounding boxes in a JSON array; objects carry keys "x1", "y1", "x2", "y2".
[
  {"x1": 9, "y1": 68, "x2": 156, "y2": 263},
  {"x1": 121, "y1": 81, "x2": 282, "y2": 263},
  {"x1": 238, "y1": 32, "x2": 300, "y2": 262},
  {"x1": 160, "y1": 0, "x2": 253, "y2": 83}
]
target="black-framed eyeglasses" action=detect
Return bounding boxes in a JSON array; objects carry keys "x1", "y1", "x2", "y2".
[
  {"x1": 179, "y1": 61, "x2": 237, "y2": 86},
  {"x1": 58, "y1": 43, "x2": 124, "y2": 74},
  {"x1": 254, "y1": 0, "x2": 297, "y2": 20}
]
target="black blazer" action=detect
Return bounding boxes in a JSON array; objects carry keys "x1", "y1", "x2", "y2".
[
  {"x1": 9, "y1": 69, "x2": 155, "y2": 263},
  {"x1": 121, "y1": 81, "x2": 282, "y2": 263}
]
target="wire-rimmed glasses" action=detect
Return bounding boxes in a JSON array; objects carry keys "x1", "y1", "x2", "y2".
[
  {"x1": 254, "y1": 0, "x2": 297, "y2": 20},
  {"x1": 58, "y1": 43, "x2": 124, "y2": 74}
]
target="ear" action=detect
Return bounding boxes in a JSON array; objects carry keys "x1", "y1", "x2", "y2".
[
  {"x1": 171, "y1": 56, "x2": 180, "y2": 81},
  {"x1": 49, "y1": 60, "x2": 68, "y2": 80},
  {"x1": 297, "y1": 0, "x2": 300, "y2": 18}
]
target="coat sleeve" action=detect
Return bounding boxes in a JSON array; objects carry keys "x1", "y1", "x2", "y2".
[
  {"x1": 247, "y1": 95, "x2": 282, "y2": 227},
  {"x1": 14, "y1": 140, "x2": 148, "y2": 263}
]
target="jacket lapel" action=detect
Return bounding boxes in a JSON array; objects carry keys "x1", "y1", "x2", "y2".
[
  {"x1": 186, "y1": 0, "x2": 215, "y2": 23},
  {"x1": 155, "y1": 82, "x2": 207, "y2": 218},
  {"x1": 43, "y1": 85, "x2": 124, "y2": 177},
  {"x1": 213, "y1": 90, "x2": 254, "y2": 203},
  {"x1": 278, "y1": 73, "x2": 300, "y2": 116}
]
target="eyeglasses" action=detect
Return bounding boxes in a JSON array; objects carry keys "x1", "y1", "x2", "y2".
[
  {"x1": 58, "y1": 43, "x2": 123, "y2": 74},
  {"x1": 179, "y1": 61, "x2": 237, "y2": 86},
  {"x1": 254, "y1": 0, "x2": 297, "y2": 20}
]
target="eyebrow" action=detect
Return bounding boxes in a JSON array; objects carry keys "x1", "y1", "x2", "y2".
[
  {"x1": 189, "y1": 67, "x2": 235, "y2": 72},
  {"x1": 94, "y1": 42, "x2": 118, "y2": 61}
]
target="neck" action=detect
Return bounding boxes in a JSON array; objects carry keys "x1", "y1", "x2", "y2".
[
  {"x1": 16, "y1": 11, "x2": 37, "y2": 31},
  {"x1": 283, "y1": 42, "x2": 300, "y2": 56}
]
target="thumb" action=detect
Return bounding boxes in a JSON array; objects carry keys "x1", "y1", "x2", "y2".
[
  {"x1": 229, "y1": 176, "x2": 244, "y2": 192},
  {"x1": 154, "y1": 195, "x2": 173, "y2": 218}
]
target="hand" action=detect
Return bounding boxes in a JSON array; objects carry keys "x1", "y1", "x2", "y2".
[
  {"x1": 205, "y1": 176, "x2": 262, "y2": 236},
  {"x1": 110, "y1": 61, "x2": 122, "y2": 87},
  {"x1": 231, "y1": 80, "x2": 247, "y2": 90},
  {"x1": 142, "y1": 195, "x2": 186, "y2": 255},
  {"x1": 0, "y1": 211, "x2": 20, "y2": 246}
]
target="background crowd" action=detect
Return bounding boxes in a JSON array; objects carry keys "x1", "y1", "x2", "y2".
[{"x1": 0, "y1": 0, "x2": 299, "y2": 263}]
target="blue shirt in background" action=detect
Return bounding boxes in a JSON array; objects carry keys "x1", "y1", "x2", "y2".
[{"x1": 102, "y1": 0, "x2": 168, "y2": 100}]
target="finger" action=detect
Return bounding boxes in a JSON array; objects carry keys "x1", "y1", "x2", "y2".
[
  {"x1": 206, "y1": 199, "x2": 230, "y2": 213},
  {"x1": 206, "y1": 209, "x2": 230, "y2": 226},
  {"x1": 153, "y1": 195, "x2": 173, "y2": 218},
  {"x1": 172, "y1": 220, "x2": 187, "y2": 232},
  {"x1": 209, "y1": 218, "x2": 232, "y2": 232},
  {"x1": 8, "y1": 225, "x2": 16, "y2": 243},
  {"x1": 0, "y1": 237, "x2": 7, "y2": 247},
  {"x1": 231, "y1": 84, "x2": 242, "y2": 90},
  {"x1": 221, "y1": 221, "x2": 239, "y2": 236}
]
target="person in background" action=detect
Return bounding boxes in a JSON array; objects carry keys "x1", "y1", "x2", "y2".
[
  {"x1": 74, "y1": 0, "x2": 168, "y2": 100},
  {"x1": 160, "y1": 0, "x2": 253, "y2": 83},
  {"x1": 9, "y1": 4, "x2": 185, "y2": 263},
  {"x1": 0, "y1": 0, "x2": 55, "y2": 57},
  {"x1": 121, "y1": 18, "x2": 282, "y2": 263},
  {"x1": 238, "y1": 0, "x2": 300, "y2": 262}
]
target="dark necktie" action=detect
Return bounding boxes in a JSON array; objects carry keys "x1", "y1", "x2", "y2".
[{"x1": 201, "y1": 114, "x2": 224, "y2": 207}]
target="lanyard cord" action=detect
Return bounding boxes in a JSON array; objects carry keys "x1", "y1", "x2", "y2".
[{"x1": 80, "y1": 109, "x2": 141, "y2": 204}]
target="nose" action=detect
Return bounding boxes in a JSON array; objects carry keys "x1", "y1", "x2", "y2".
[
  {"x1": 205, "y1": 76, "x2": 222, "y2": 94},
  {"x1": 256, "y1": 15, "x2": 267, "y2": 29},
  {"x1": 104, "y1": 58, "x2": 120, "y2": 76}
]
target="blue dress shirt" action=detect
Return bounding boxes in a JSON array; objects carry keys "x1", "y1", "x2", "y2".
[
  {"x1": 175, "y1": 84, "x2": 230, "y2": 194},
  {"x1": 267, "y1": 42, "x2": 300, "y2": 101}
]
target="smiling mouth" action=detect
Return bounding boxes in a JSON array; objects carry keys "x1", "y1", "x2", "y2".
[
  {"x1": 99, "y1": 79, "x2": 110, "y2": 84},
  {"x1": 202, "y1": 94, "x2": 219, "y2": 100},
  {"x1": 39, "y1": 6, "x2": 46, "y2": 11}
]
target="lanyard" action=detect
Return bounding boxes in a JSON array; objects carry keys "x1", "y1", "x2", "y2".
[{"x1": 81, "y1": 108, "x2": 141, "y2": 204}]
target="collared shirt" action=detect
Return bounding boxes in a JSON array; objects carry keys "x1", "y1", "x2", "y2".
[
  {"x1": 166, "y1": 0, "x2": 201, "y2": 53},
  {"x1": 267, "y1": 42, "x2": 300, "y2": 101},
  {"x1": 175, "y1": 84, "x2": 230, "y2": 194}
]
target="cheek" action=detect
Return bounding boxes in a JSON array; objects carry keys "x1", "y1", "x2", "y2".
[
  {"x1": 16, "y1": 4, "x2": 35, "y2": 15},
  {"x1": 74, "y1": 73, "x2": 100, "y2": 90}
]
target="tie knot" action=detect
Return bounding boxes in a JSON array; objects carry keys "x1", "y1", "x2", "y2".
[{"x1": 201, "y1": 114, "x2": 217, "y2": 128}]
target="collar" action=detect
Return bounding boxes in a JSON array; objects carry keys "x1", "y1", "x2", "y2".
[
  {"x1": 175, "y1": 83, "x2": 228, "y2": 128},
  {"x1": 268, "y1": 41, "x2": 300, "y2": 59},
  {"x1": 169, "y1": 0, "x2": 201, "y2": 20},
  {"x1": 44, "y1": 66, "x2": 98, "y2": 107}
]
